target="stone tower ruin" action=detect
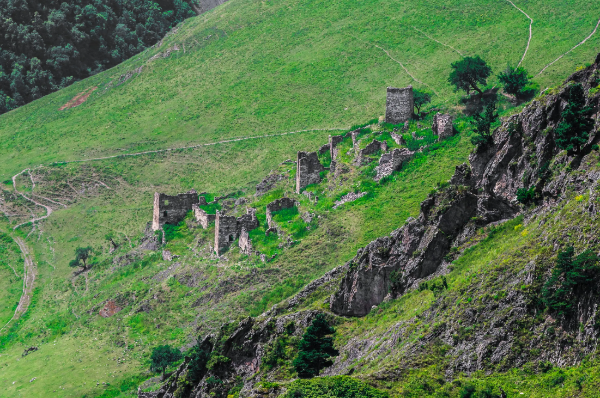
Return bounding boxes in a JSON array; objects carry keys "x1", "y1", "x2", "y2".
[
  {"x1": 152, "y1": 190, "x2": 200, "y2": 231},
  {"x1": 385, "y1": 86, "x2": 414, "y2": 124}
]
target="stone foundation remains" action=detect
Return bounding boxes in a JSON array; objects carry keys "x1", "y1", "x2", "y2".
[
  {"x1": 152, "y1": 190, "x2": 199, "y2": 231},
  {"x1": 432, "y1": 113, "x2": 454, "y2": 141},
  {"x1": 374, "y1": 148, "x2": 415, "y2": 181},
  {"x1": 256, "y1": 173, "x2": 285, "y2": 196},
  {"x1": 296, "y1": 151, "x2": 325, "y2": 193},
  {"x1": 355, "y1": 139, "x2": 388, "y2": 166},
  {"x1": 385, "y1": 86, "x2": 413, "y2": 124},
  {"x1": 266, "y1": 198, "x2": 298, "y2": 228},
  {"x1": 193, "y1": 204, "x2": 216, "y2": 228}
]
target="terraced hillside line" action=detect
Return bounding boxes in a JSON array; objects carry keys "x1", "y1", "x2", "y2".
[
  {"x1": 505, "y1": 0, "x2": 533, "y2": 66},
  {"x1": 0, "y1": 237, "x2": 36, "y2": 333},
  {"x1": 536, "y1": 16, "x2": 600, "y2": 77},
  {"x1": 350, "y1": 34, "x2": 439, "y2": 95},
  {"x1": 12, "y1": 169, "x2": 54, "y2": 230},
  {"x1": 412, "y1": 27, "x2": 464, "y2": 57}
]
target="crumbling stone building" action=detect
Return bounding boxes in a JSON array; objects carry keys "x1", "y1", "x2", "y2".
[
  {"x1": 355, "y1": 139, "x2": 388, "y2": 166},
  {"x1": 214, "y1": 208, "x2": 259, "y2": 254},
  {"x1": 385, "y1": 86, "x2": 414, "y2": 124},
  {"x1": 266, "y1": 197, "x2": 298, "y2": 228},
  {"x1": 152, "y1": 190, "x2": 200, "y2": 231},
  {"x1": 193, "y1": 204, "x2": 216, "y2": 228},
  {"x1": 296, "y1": 151, "x2": 325, "y2": 194}
]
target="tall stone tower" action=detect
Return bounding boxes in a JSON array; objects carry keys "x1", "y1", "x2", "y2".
[{"x1": 385, "y1": 86, "x2": 414, "y2": 124}]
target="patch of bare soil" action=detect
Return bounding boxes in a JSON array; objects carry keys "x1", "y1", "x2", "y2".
[{"x1": 59, "y1": 86, "x2": 97, "y2": 110}]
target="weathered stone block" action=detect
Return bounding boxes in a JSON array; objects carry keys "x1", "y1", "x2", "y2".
[
  {"x1": 152, "y1": 190, "x2": 199, "y2": 231},
  {"x1": 354, "y1": 139, "x2": 388, "y2": 166},
  {"x1": 385, "y1": 86, "x2": 414, "y2": 124},
  {"x1": 374, "y1": 148, "x2": 414, "y2": 181},
  {"x1": 193, "y1": 204, "x2": 216, "y2": 229},
  {"x1": 296, "y1": 151, "x2": 325, "y2": 193},
  {"x1": 239, "y1": 228, "x2": 253, "y2": 255},
  {"x1": 433, "y1": 113, "x2": 454, "y2": 141}
]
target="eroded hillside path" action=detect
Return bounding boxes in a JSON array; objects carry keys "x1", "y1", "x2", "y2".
[
  {"x1": 537, "y1": 16, "x2": 600, "y2": 77},
  {"x1": 505, "y1": 0, "x2": 533, "y2": 66},
  {"x1": 0, "y1": 237, "x2": 36, "y2": 333}
]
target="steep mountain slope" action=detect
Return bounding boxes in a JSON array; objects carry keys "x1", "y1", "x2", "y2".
[
  {"x1": 146, "y1": 54, "x2": 600, "y2": 398},
  {"x1": 0, "y1": 0, "x2": 599, "y2": 397}
]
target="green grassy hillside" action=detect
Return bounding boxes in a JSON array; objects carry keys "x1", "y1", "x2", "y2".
[{"x1": 0, "y1": 0, "x2": 599, "y2": 396}]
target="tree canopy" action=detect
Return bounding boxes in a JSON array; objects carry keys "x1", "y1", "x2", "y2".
[
  {"x1": 293, "y1": 313, "x2": 339, "y2": 378},
  {"x1": 498, "y1": 65, "x2": 536, "y2": 99},
  {"x1": 448, "y1": 56, "x2": 491, "y2": 95},
  {"x1": 470, "y1": 96, "x2": 499, "y2": 147},
  {"x1": 555, "y1": 83, "x2": 595, "y2": 153},
  {"x1": 0, "y1": 0, "x2": 195, "y2": 115},
  {"x1": 68, "y1": 246, "x2": 94, "y2": 269},
  {"x1": 151, "y1": 344, "x2": 183, "y2": 377},
  {"x1": 413, "y1": 88, "x2": 432, "y2": 115}
]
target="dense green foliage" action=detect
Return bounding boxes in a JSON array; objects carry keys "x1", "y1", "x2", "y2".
[
  {"x1": 150, "y1": 344, "x2": 183, "y2": 376},
  {"x1": 542, "y1": 246, "x2": 600, "y2": 316},
  {"x1": 413, "y1": 88, "x2": 432, "y2": 115},
  {"x1": 282, "y1": 376, "x2": 390, "y2": 398},
  {"x1": 0, "y1": 0, "x2": 194, "y2": 114},
  {"x1": 68, "y1": 246, "x2": 93, "y2": 269},
  {"x1": 293, "y1": 314, "x2": 339, "y2": 378},
  {"x1": 498, "y1": 65, "x2": 536, "y2": 99},
  {"x1": 516, "y1": 186, "x2": 536, "y2": 204},
  {"x1": 555, "y1": 83, "x2": 595, "y2": 153},
  {"x1": 448, "y1": 56, "x2": 491, "y2": 95},
  {"x1": 470, "y1": 97, "x2": 499, "y2": 146}
]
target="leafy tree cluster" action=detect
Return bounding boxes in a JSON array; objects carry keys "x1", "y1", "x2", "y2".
[
  {"x1": 293, "y1": 313, "x2": 339, "y2": 378},
  {"x1": 68, "y1": 246, "x2": 94, "y2": 270},
  {"x1": 498, "y1": 65, "x2": 536, "y2": 99},
  {"x1": 448, "y1": 56, "x2": 491, "y2": 95},
  {"x1": 516, "y1": 186, "x2": 535, "y2": 204},
  {"x1": 555, "y1": 83, "x2": 595, "y2": 153},
  {"x1": 0, "y1": 0, "x2": 195, "y2": 114},
  {"x1": 470, "y1": 97, "x2": 499, "y2": 147},
  {"x1": 150, "y1": 344, "x2": 183, "y2": 379},
  {"x1": 542, "y1": 246, "x2": 600, "y2": 316}
]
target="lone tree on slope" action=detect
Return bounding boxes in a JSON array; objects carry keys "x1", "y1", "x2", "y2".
[
  {"x1": 413, "y1": 88, "x2": 432, "y2": 116},
  {"x1": 555, "y1": 83, "x2": 594, "y2": 154},
  {"x1": 293, "y1": 313, "x2": 339, "y2": 378},
  {"x1": 448, "y1": 56, "x2": 491, "y2": 95},
  {"x1": 68, "y1": 246, "x2": 94, "y2": 270},
  {"x1": 151, "y1": 345, "x2": 183, "y2": 380},
  {"x1": 498, "y1": 65, "x2": 536, "y2": 99}
]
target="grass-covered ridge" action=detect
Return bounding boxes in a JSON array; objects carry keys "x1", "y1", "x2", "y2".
[{"x1": 0, "y1": 0, "x2": 598, "y2": 178}]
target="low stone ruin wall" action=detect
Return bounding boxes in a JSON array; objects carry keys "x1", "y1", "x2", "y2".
[
  {"x1": 432, "y1": 113, "x2": 454, "y2": 141},
  {"x1": 374, "y1": 148, "x2": 415, "y2": 181},
  {"x1": 152, "y1": 190, "x2": 199, "y2": 231},
  {"x1": 355, "y1": 139, "x2": 388, "y2": 166},
  {"x1": 266, "y1": 197, "x2": 298, "y2": 228},
  {"x1": 214, "y1": 208, "x2": 259, "y2": 254},
  {"x1": 193, "y1": 204, "x2": 216, "y2": 229}
]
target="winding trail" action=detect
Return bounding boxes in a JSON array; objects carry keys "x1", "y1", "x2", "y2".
[
  {"x1": 536, "y1": 16, "x2": 600, "y2": 77},
  {"x1": 412, "y1": 27, "x2": 464, "y2": 57},
  {"x1": 0, "y1": 237, "x2": 36, "y2": 333},
  {"x1": 505, "y1": 0, "x2": 533, "y2": 67},
  {"x1": 8, "y1": 127, "x2": 346, "y2": 229},
  {"x1": 350, "y1": 34, "x2": 439, "y2": 95}
]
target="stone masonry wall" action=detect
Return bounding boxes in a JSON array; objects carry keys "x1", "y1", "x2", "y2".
[
  {"x1": 214, "y1": 211, "x2": 238, "y2": 254},
  {"x1": 355, "y1": 139, "x2": 388, "y2": 166},
  {"x1": 238, "y1": 228, "x2": 253, "y2": 255},
  {"x1": 193, "y1": 204, "x2": 216, "y2": 229},
  {"x1": 329, "y1": 134, "x2": 344, "y2": 173},
  {"x1": 385, "y1": 86, "x2": 414, "y2": 124},
  {"x1": 374, "y1": 148, "x2": 414, "y2": 181},
  {"x1": 266, "y1": 198, "x2": 298, "y2": 228},
  {"x1": 296, "y1": 151, "x2": 325, "y2": 193},
  {"x1": 152, "y1": 190, "x2": 199, "y2": 231},
  {"x1": 433, "y1": 113, "x2": 454, "y2": 141}
]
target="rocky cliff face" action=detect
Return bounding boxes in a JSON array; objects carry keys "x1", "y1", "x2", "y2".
[{"x1": 330, "y1": 54, "x2": 600, "y2": 318}]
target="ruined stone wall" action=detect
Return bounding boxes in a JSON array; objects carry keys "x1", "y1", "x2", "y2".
[
  {"x1": 266, "y1": 198, "x2": 297, "y2": 228},
  {"x1": 355, "y1": 139, "x2": 388, "y2": 166},
  {"x1": 256, "y1": 173, "x2": 285, "y2": 196},
  {"x1": 193, "y1": 204, "x2": 216, "y2": 229},
  {"x1": 238, "y1": 228, "x2": 253, "y2": 255},
  {"x1": 237, "y1": 208, "x2": 259, "y2": 232},
  {"x1": 385, "y1": 86, "x2": 414, "y2": 124},
  {"x1": 214, "y1": 211, "x2": 238, "y2": 254},
  {"x1": 296, "y1": 151, "x2": 325, "y2": 193},
  {"x1": 152, "y1": 190, "x2": 199, "y2": 231},
  {"x1": 329, "y1": 134, "x2": 344, "y2": 173},
  {"x1": 433, "y1": 113, "x2": 454, "y2": 141},
  {"x1": 374, "y1": 148, "x2": 414, "y2": 181}
]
